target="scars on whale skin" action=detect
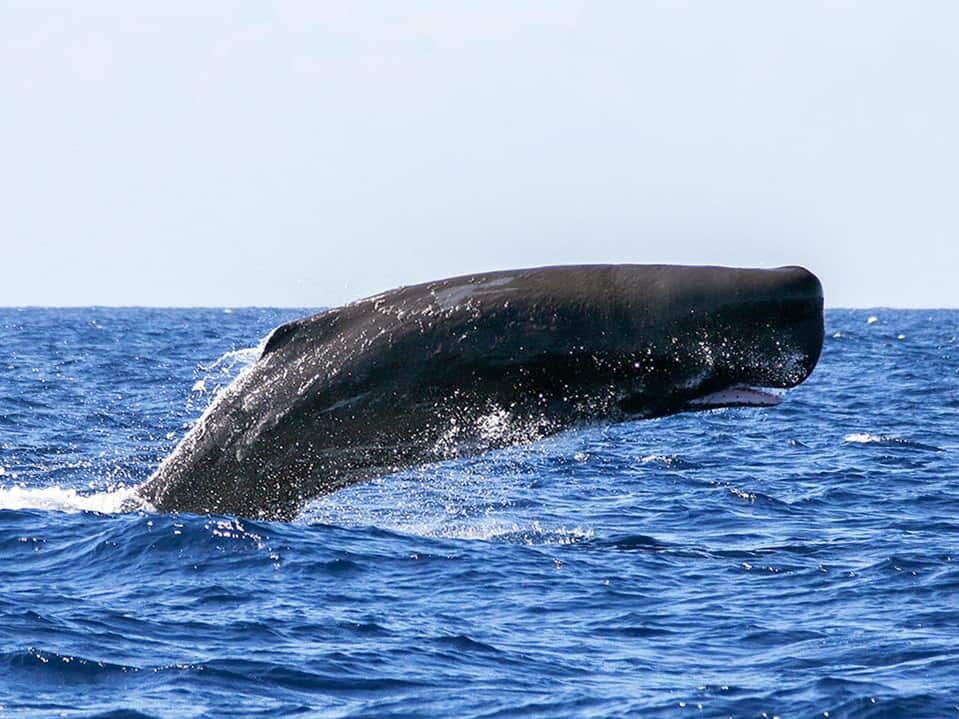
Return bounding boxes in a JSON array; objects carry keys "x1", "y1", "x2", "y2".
[{"x1": 139, "y1": 264, "x2": 824, "y2": 520}]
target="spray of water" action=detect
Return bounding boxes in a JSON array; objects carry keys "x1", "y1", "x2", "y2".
[{"x1": 0, "y1": 341, "x2": 265, "y2": 515}]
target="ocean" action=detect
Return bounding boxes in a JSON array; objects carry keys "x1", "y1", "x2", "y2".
[{"x1": 0, "y1": 307, "x2": 956, "y2": 718}]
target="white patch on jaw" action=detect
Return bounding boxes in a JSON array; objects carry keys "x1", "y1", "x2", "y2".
[{"x1": 688, "y1": 386, "x2": 784, "y2": 408}]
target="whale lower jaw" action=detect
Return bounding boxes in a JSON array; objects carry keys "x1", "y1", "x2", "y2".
[{"x1": 686, "y1": 386, "x2": 785, "y2": 410}]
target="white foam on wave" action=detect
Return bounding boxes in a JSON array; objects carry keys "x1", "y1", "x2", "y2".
[
  {"x1": 0, "y1": 485, "x2": 149, "y2": 514},
  {"x1": 840, "y1": 433, "x2": 943, "y2": 452},
  {"x1": 639, "y1": 454, "x2": 681, "y2": 467},
  {"x1": 842, "y1": 432, "x2": 921, "y2": 446},
  {"x1": 389, "y1": 517, "x2": 593, "y2": 544},
  {"x1": 843, "y1": 433, "x2": 884, "y2": 444}
]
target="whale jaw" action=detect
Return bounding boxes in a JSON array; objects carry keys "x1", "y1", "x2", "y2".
[{"x1": 686, "y1": 386, "x2": 785, "y2": 410}]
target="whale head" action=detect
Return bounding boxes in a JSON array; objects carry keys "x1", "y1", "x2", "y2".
[
  {"x1": 403, "y1": 264, "x2": 823, "y2": 421},
  {"x1": 607, "y1": 264, "x2": 824, "y2": 415}
]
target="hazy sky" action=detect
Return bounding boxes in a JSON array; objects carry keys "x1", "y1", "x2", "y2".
[{"x1": 3, "y1": 2, "x2": 957, "y2": 307}]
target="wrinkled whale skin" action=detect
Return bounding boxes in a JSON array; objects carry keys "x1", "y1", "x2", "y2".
[{"x1": 140, "y1": 264, "x2": 824, "y2": 520}]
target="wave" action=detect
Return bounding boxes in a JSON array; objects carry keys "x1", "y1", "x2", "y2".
[
  {"x1": 2, "y1": 647, "x2": 139, "y2": 677},
  {"x1": 842, "y1": 433, "x2": 943, "y2": 452}
]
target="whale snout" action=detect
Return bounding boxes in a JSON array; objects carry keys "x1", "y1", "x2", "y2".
[
  {"x1": 772, "y1": 267, "x2": 824, "y2": 386},
  {"x1": 736, "y1": 267, "x2": 824, "y2": 390}
]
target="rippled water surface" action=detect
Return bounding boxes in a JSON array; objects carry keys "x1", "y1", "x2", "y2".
[{"x1": 1, "y1": 308, "x2": 958, "y2": 718}]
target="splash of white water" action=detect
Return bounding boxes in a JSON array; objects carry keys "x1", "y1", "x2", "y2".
[{"x1": 0, "y1": 485, "x2": 149, "y2": 514}]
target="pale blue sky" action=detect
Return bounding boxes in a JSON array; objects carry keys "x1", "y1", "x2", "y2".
[{"x1": 2, "y1": 2, "x2": 957, "y2": 307}]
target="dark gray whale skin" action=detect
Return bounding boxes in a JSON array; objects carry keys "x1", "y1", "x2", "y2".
[{"x1": 139, "y1": 264, "x2": 824, "y2": 520}]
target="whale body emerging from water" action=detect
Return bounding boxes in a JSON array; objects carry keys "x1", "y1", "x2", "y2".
[{"x1": 139, "y1": 265, "x2": 824, "y2": 520}]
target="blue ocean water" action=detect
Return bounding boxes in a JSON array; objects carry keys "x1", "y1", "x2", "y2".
[{"x1": 1, "y1": 307, "x2": 957, "y2": 718}]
